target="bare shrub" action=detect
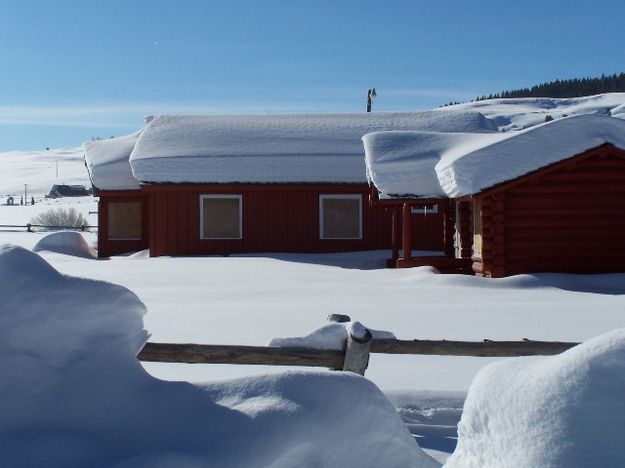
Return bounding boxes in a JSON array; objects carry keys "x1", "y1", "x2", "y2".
[{"x1": 30, "y1": 208, "x2": 89, "y2": 230}]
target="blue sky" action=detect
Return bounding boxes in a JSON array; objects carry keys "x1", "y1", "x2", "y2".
[{"x1": 1, "y1": 0, "x2": 625, "y2": 151}]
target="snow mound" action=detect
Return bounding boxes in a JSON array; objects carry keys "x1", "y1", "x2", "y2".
[
  {"x1": 445, "y1": 329, "x2": 625, "y2": 468},
  {"x1": 268, "y1": 320, "x2": 396, "y2": 350},
  {"x1": 32, "y1": 231, "x2": 97, "y2": 258},
  {"x1": 0, "y1": 245, "x2": 436, "y2": 468}
]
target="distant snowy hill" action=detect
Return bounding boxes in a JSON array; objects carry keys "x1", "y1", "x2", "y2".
[
  {"x1": 0, "y1": 147, "x2": 89, "y2": 197},
  {"x1": 453, "y1": 92, "x2": 625, "y2": 132},
  {"x1": 3, "y1": 92, "x2": 625, "y2": 196}
]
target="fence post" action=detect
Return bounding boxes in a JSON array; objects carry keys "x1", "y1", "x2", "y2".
[
  {"x1": 26, "y1": 223, "x2": 32, "y2": 232},
  {"x1": 342, "y1": 323, "x2": 372, "y2": 375}
]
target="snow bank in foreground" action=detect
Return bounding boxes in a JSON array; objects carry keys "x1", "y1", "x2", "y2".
[
  {"x1": 268, "y1": 320, "x2": 396, "y2": 350},
  {"x1": 32, "y1": 231, "x2": 96, "y2": 258},
  {"x1": 0, "y1": 245, "x2": 437, "y2": 468},
  {"x1": 445, "y1": 329, "x2": 625, "y2": 468}
]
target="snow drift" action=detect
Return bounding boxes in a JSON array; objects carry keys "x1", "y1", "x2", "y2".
[
  {"x1": 445, "y1": 329, "x2": 625, "y2": 468},
  {"x1": 0, "y1": 245, "x2": 437, "y2": 468},
  {"x1": 32, "y1": 231, "x2": 96, "y2": 258}
]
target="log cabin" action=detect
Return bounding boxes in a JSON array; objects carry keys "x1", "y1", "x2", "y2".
[
  {"x1": 363, "y1": 114, "x2": 625, "y2": 277},
  {"x1": 84, "y1": 110, "x2": 496, "y2": 258}
]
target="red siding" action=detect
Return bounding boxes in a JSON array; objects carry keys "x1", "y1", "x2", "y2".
[
  {"x1": 95, "y1": 191, "x2": 149, "y2": 258},
  {"x1": 475, "y1": 145, "x2": 625, "y2": 277},
  {"x1": 409, "y1": 208, "x2": 445, "y2": 250},
  {"x1": 141, "y1": 184, "x2": 443, "y2": 257}
]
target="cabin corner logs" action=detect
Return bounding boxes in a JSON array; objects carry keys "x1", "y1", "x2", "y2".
[{"x1": 473, "y1": 144, "x2": 625, "y2": 277}]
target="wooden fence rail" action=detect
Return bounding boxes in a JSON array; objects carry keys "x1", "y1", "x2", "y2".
[
  {"x1": 138, "y1": 337, "x2": 580, "y2": 375},
  {"x1": 0, "y1": 224, "x2": 97, "y2": 232}
]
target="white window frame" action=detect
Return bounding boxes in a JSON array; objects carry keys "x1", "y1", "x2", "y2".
[
  {"x1": 199, "y1": 194, "x2": 243, "y2": 240},
  {"x1": 319, "y1": 194, "x2": 363, "y2": 240},
  {"x1": 411, "y1": 204, "x2": 439, "y2": 214}
]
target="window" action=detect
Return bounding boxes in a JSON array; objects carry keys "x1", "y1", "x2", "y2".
[
  {"x1": 319, "y1": 194, "x2": 362, "y2": 239},
  {"x1": 200, "y1": 195, "x2": 242, "y2": 239},
  {"x1": 108, "y1": 201, "x2": 142, "y2": 240},
  {"x1": 411, "y1": 204, "x2": 439, "y2": 214}
]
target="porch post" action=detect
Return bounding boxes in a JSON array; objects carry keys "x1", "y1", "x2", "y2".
[
  {"x1": 443, "y1": 200, "x2": 455, "y2": 257},
  {"x1": 402, "y1": 202, "x2": 412, "y2": 261},
  {"x1": 391, "y1": 204, "x2": 400, "y2": 262}
]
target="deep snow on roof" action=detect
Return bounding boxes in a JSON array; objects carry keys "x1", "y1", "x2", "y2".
[
  {"x1": 364, "y1": 114, "x2": 625, "y2": 199},
  {"x1": 83, "y1": 132, "x2": 141, "y2": 191},
  {"x1": 129, "y1": 110, "x2": 497, "y2": 184}
]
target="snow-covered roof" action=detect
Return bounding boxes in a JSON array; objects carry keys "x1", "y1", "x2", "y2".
[
  {"x1": 83, "y1": 132, "x2": 141, "y2": 191},
  {"x1": 364, "y1": 114, "x2": 625, "y2": 199},
  {"x1": 129, "y1": 110, "x2": 497, "y2": 184}
]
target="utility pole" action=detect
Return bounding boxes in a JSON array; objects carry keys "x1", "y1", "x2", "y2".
[
  {"x1": 24, "y1": 184, "x2": 28, "y2": 205},
  {"x1": 366, "y1": 88, "x2": 377, "y2": 112}
]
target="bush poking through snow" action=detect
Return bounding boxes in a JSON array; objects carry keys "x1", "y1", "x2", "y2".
[{"x1": 29, "y1": 207, "x2": 89, "y2": 230}]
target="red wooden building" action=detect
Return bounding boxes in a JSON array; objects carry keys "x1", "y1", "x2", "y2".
[
  {"x1": 84, "y1": 111, "x2": 495, "y2": 258},
  {"x1": 364, "y1": 115, "x2": 625, "y2": 277}
]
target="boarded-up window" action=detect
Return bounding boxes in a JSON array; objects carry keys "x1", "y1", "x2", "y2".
[
  {"x1": 108, "y1": 201, "x2": 142, "y2": 240},
  {"x1": 200, "y1": 195, "x2": 242, "y2": 239},
  {"x1": 320, "y1": 195, "x2": 362, "y2": 239}
]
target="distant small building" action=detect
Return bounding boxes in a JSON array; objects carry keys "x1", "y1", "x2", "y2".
[{"x1": 48, "y1": 184, "x2": 89, "y2": 199}]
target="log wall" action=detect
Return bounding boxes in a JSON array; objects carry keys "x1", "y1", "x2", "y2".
[{"x1": 475, "y1": 145, "x2": 625, "y2": 277}]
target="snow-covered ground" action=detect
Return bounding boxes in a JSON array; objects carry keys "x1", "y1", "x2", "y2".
[
  {"x1": 454, "y1": 92, "x2": 625, "y2": 131},
  {"x1": 1, "y1": 245, "x2": 438, "y2": 468},
  {"x1": 3, "y1": 94, "x2": 625, "y2": 465},
  {"x1": 4, "y1": 214, "x2": 625, "y2": 463},
  {"x1": 5, "y1": 230, "x2": 625, "y2": 465},
  {"x1": 0, "y1": 147, "x2": 90, "y2": 197}
]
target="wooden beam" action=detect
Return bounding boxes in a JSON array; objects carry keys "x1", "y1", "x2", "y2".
[
  {"x1": 443, "y1": 200, "x2": 455, "y2": 257},
  {"x1": 139, "y1": 342, "x2": 345, "y2": 369},
  {"x1": 370, "y1": 338, "x2": 577, "y2": 357},
  {"x1": 138, "y1": 338, "x2": 581, "y2": 370},
  {"x1": 391, "y1": 204, "x2": 400, "y2": 261}
]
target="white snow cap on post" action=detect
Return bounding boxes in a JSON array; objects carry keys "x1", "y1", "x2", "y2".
[
  {"x1": 348, "y1": 321, "x2": 370, "y2": 341},
  {"x1": 268, "y1": 318, "x2": 395, "y2": 351}
]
